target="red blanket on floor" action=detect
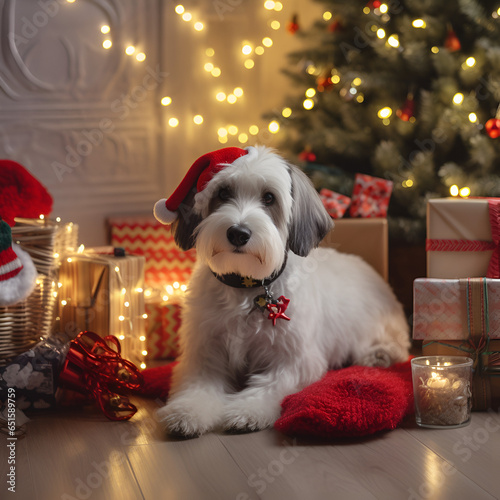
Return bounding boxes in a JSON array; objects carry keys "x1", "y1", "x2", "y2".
[{"x1": 135, "y1": 359, "x2": 414, "y2": 438}]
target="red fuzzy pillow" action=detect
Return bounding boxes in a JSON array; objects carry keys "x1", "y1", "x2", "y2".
[{"x1": 274, "y1": 359, "x2": 414, "y2": 438}]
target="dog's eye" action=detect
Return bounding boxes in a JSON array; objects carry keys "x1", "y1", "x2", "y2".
[
  {"x1": 262, "y1": 192, "x2": 275, "y2": 206},
  {"x1": 218, "y1": 188, "x2": 231, "y2": 202}
]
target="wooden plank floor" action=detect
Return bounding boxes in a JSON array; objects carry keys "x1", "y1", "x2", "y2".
[{"x1": 2, "y1": 395, "x2": 500, "y2": 500}]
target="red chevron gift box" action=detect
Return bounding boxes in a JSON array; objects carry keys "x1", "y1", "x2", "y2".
[
  {"x1": 349, "y1": 174, "x2": 393, "y2": 218},
  {"x1": 426, "y1": 198, "x2": 500, "y2": 279},
  {"x1": 144, "y1": 299, "x2": 181, "y2": 359},
  {"x1": 108, "y1": 215, "x2": 196, "y2": 288},
  {"x1": 108, "y1": 216, "x2": 193, "y2": 360},
  {"x1": 413, "y1": 277, "x2": 500, "y2": 410}
]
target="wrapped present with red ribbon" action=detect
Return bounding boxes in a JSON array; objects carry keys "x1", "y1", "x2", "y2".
[
  {"x1": 426, "y1": 198, "x2": 500, "y2": 279},
  {"x1": 349, "y1": 173, "x2": 393, "y2": 218},
  {"x1": 58, "y1": 331, "x2": 144, "y2": 420},
  {"x1": 413, "y1": 277, "x2": 500, "y2": 410},
  {"x1": 319, "y1": 189, "x2": 351, "y2": 218}
]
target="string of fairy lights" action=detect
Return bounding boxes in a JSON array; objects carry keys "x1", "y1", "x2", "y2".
[{"x1": 161, "y1": 2, "x2": 285, "y2": 144}]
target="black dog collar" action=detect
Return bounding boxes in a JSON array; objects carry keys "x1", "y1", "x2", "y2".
[{"x1": 211, "y1": 254, "x2": 288, "y2": 289}]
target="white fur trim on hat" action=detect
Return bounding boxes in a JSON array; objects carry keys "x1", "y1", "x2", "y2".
[
  {"x1": 0, "y1": 243, "x2": 37, "y2": 307},
  {"x1": 154, "y1": 198, "x2": 178, "y2": 225}
]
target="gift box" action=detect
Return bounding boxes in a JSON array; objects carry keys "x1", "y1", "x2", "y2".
[
  {"x1": 56, "y1": 250, "x2": 146, "y2": 365},
  {"x1": 413, "y1": 277, "x2": 500, "y2": 410},
  {"x1": 319, "y1": 189, "x2": 351, "y2": 218},
  {"x1": 0, "y1": 333, "x2": 143, "y2": 420},
  {"x1": 320, "y1": 218, "x2": 388, "y2": 281},
  {"x1": 349, "y1": 174, "x2": 393, "y2": 218},
  {"x1": 0, "y1": 337, "x2": 68, "y2": 411},
  {"x1": 426, "y1": 198, "x2": 500, "y2": 279},
  {"x1": 108, "y1": 215, "x2": 196, "y2": 288},
  {"x1": 145, "y1": 300, "x2": 181, "y2": 359}
]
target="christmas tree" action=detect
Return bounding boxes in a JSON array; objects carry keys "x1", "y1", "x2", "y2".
[{"x1": 268, "y1": 0, "x2": 500, "y2": 242}]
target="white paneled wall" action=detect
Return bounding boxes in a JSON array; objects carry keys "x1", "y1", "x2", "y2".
[
  {"x1": 0, "y1": 0, "x2": 321, "y2": 245},
  {"x1": 0, "y1": 0, "x2": 163, "y2": 245}
]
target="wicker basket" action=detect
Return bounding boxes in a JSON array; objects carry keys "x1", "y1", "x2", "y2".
[{"x1": 0, "y1": 218, "x2": 78, "y2": 365}]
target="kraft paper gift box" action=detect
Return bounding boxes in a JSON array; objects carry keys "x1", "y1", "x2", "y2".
[
  {"x1": 57, "y1": 250, "x2": 146, "y2": 365},
  {"x1": 413, "y1": 277, "x2": 500, "y2": 410},
  {"x1": 108, "y1": 215, "x2": 196, "y2": 288},
  {"x1": 426, "y1": 198, "x2": 500, "y2": 279},
  {"x1": 320, "y1": 218, "x2": 388, "y2": 281}
]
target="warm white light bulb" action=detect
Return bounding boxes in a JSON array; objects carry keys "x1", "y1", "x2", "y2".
[{"x1": 268, "y1": 121, "x2": 280, "y2": 133}]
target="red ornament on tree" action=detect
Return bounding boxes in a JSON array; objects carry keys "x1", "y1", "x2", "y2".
[
  {"x1": 328, "y1": 19, "x2": 343, "y2": 32},
  {"x1": 316, "y1": 75, "x2": 334, "y2": 92},
  {"x1": 485, "y1": 118, "x2": 500, "y2": 139},
  {"x1": 366, "y1": 0, "x2": 382, "y2": 8},
  {"x1": 299, "y1": 148, "x2": 317, "y2": 162},
  {"x1": 444, "y1": 27, "x2": 461, "y2": 52},
  {"x1": 485, "y1": 105, "x2": 500, "y2": 138},
  {"x1": 287, "y1": 14, "x2": 299, "y2": 34},
  {"x1": 396, "y1": 94, "x2": 415, "y2": 122}
]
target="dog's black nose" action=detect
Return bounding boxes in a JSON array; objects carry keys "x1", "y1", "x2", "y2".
[{"x1": 227, "y1": 225, "x2": 252, "y2": 247}]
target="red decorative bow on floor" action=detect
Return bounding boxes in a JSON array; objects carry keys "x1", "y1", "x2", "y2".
[{"x1": 59, "y1": 331, "x2": 144, "y2": 421}]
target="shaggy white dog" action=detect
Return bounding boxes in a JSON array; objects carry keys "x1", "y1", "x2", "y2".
[{"x1": 154, "y1": 146, "x2": 410, "y2": 437}]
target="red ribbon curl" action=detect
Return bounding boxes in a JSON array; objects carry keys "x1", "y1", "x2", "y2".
[{"x1": 59, "y1": 331, "x2": 144, "y2": 421}]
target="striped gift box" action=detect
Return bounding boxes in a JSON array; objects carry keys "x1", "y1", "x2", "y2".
[{"x1": 108, "y1": 215, "x2": 196, "y2": 288}]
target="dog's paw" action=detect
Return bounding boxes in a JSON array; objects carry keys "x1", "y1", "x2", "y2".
[
  {"x1": 357, "y1": 348, "x2": 392, "y2": 368},
  {"x1": 223, "y1": 399, "x2": 280, "y2": 433},
  {"x1": 156, "y1": 398, "x2": 221, "y2": 438}
]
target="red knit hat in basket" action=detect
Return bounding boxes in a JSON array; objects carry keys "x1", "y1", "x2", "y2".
[
  {"x1": 0, "y1": 219, "x2": 37, "y2": 306},
  {"x1": 154, "y1": 147, "x2": 250, "y2": 224},
  {"x1": 0, "y1": 159, "x2": 53, "y2": 227}
]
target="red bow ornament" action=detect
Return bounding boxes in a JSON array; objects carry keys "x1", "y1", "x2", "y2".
[{"x1": 59, "y1": 331, "x2": 144, "y2": 420}]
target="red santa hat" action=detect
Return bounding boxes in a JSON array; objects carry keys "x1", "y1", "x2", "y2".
[
  {"x1": 0, "y1": 159, "x2": 53, "y2": 227},
  {"x1": 154, "y1": 147, "x2": 250, "y2": 224}
]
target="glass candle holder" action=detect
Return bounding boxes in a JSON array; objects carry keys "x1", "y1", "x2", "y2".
[{"x1": 411, "y1": 356, "x2": 473, "y2": 429}]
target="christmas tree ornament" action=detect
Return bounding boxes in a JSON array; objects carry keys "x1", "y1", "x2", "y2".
[
  {"x1": 287, "y1": 13, "x2": 299, "y2": 34},
  {"x1": 485, "y1": 118, "x2": 500, "y2": 139},
  {"x1": 0, "y1": 159, "x2": 53, "y2": 227},
  {"x1": 299, "y1": 147, "x2": 317, "y2": 162},
  {"x1": 316, "y1": 75, "x2": 334, "y2": 92},
  {"x1": 485, "y1": 106, "x2": 500, "y2": 138},
  {"x1": 328, "y1": 18, "x2": 343, "y2": 33},
  {"x1": 366, "y1": 0, "x2": 382, "y2": 9},
  {"x1": 444, "y1": 26, "x2": 461, "y2": 52},
  {"x1": 0, "y1": 219, "x2": 37, "y2": 307},
  {"x1": 154, "y1": 147, "x2": 250, "y2": 224},
  {"x1": 397, "y1": 93, "x2": 415, "y2": 122}
]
